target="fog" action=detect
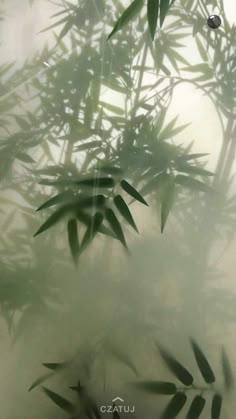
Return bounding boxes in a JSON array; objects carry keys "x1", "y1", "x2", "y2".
[{"x1": 0, "y1": 0, "x2": 236, "y2": 418}]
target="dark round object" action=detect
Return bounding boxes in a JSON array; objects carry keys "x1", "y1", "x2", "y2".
[{"x1": 207, "y1": 15, "x2": 222, "y2": 29}]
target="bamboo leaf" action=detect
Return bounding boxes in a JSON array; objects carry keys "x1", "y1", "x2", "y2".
[
  {"x1": 161, "y1": 393, "x2": 187, "y2": 419},
  {"x1": 211, "y1": 394, "x2": 222, "y2": 419},
  {"x1": 36, "y1": 191, "x2": 73, "y2": 211},
  {"x1": 186, "y1": 395, "x2": 205, "y2": 419},
  {"x1": 160, "y1": 0, "x2": 171, "y2": 27},
  {"x1": 81, "y1": 212, "x2": 104, "y2": 251},
  {"x1": 120, "y1": 179, "x2": 148, "y2": 206},
  {"x1": 222, "y1": 348, "x2": 234, "y2": 391},
  {"x1": 105, "y1": 208, "x2": 127, "y2": 248},
  {"x1": 16, "y1": 152, "x2": 35, "y2": 163},
  {"x1": 147, "y1": 0, "x2": 159, "y2": 40},
  {"x1": 157, "y1": 344, "x2": 193, "y2": 385},
  {"x1": 176, "y1": 164, "x2": 214, "y2": 177},
  {"x1": 42, "y1": 387, "x2": 74, "y2": 414},
  {"x1": 175, "y1": 175, "x2": 212, "y2": 192},
  {"x1": 107, "y1": 0, "x2": 143, "y2": 40},
  {"x1": 76, "y1": 177, "x2": 115, "y2": 188},
  {"x1": 67, "y1": 218, "x2": 80, "y2": 265},
  {"x1": 34, "y1": 206, "x2": 70, "y2": 237},
  {"x1": 161, "y1": 180, "x2": 175, "y2": 233},
  {"x1": 176, "y1": 153, "x2": 209, "y2": 163},
  {"x1": 114, "y1": 195, "x2": 139, "y2": 233},
  {"x1": 190, "y1": 339, "x2": 215, "y2": 384},
  {"x1": 42, "y1": 362, "x2": 68, "y2": 371},
  {"x1": 132, "y1": 381, "x2": 177, "y2": 394},
  {"x1": 28, "y1": 372, "x2": 53, "y2": 392}
]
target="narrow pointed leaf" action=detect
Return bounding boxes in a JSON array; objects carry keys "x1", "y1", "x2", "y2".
[
  {"x1": 160, "y1": 0, "x2": 171, "y2": 27},
  {"x1": 161, "y1": 393, "x2": 187, "y2": 419},
  {"x1": 222, "y1": 349, "x2": 234, "y2": 391},
  {"x1": 176, "y1": 153, "x2": 209, "y2": 163},
  {"x1": 105, "y1": 209, "x2": 127, "y2": 248},
  {"x1": 28, "y1": 372, "x2": 53, "y2": 392},
  {"x1": 132, "y1": 381, "x2": 176, "y2": 394},
  {"x1": 67, "y1": 219, "x2": 80, "y2": 264},
  {"x1": 211, "y1": 394, "x2": 222, "y2": 419},
  {"x1": 81, "y1": 212, "x2": 104, "y2": 251},
  {"x1": 37, "y1": 191, "x2": 73, "y2": 211},
  {"x1": 147, "y1": 0, "x2": 159, "y2": 40},
  {"x1": 176, "y1": 164, "x2": 214, "y2": 177},
  {"x1": 187, "y1": 395, "x2": 205, "y2": 419},
  {"x1": 34, "y1": 206, "x2": 70, "y2": 237},
  {"x1": 42, "y1": 362, "x2": 68, "y2": 371},
  {"x1": 107, "y1": 0, "x2": 143, "y2": 40},
  {"x1": 157, "y1": 344, "x2": 193, "y2": 385},
  {"x1": 114, "y1": 195, "x2": 139, "y2": 233},
  {"x1": 120, "y1": 179, "x2": 148, "y2": 206},
  {"x1": 190, "y1": 339, "x2": 215, "y2": 384},
  {"x1": 42, "y1": 387, "x2": 74, "y2": 414},
  {"x1": 161, "y1": 180, "x2": 175, "y2": 233},
  {"x1": 175, "y1": 175, "x2": 212, "y2": 192},
  {"x1": 76, "y1": 177, "x2": 115, "y2": 188},
  {"x1": 16, "y1": 152, "x2": 35, "y2": 163}
]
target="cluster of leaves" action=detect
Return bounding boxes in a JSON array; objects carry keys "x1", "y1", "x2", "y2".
[{"x1": 133, "y1": 339, "x2": 234, "y2": 418}]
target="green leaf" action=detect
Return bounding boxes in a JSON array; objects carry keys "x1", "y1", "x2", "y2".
[
  {"x1": 76, "y1": 177, "x2": 115, "y2": 188},
  {"x1": 57, "y1": 18, "x2": 74, "y2": 43},
  {"x1": 222, "y1": 348, "x2": 234, "y2": 391},
  {"x1": 161, "y1": 393, "x2": 187, "y2": 419},
  {"x1": 67, "y1": 219, "x2": 80, "y2": 265},
  {"x1": 120, "y1": 179, "x2": 148, "y2": 206},
  {"x1": 81, "y1": 212, "x2": 104, "y2": 251},
  {"x1": 28, "y1": 372, "x2": 53, "y2": 392},
  {"x1": 186, "y1": 395, "x2": 205, "y2": 419},
  {"x1": 114, "y1": 195, "x2": 139, "y2": 233},
  {"x1": 175, "y1": 175, "x2": 212, "y2": 192},
  {"x1": 42, "y1": 362, "x2": 68, "y2": 371},
  {"x1": 157, "y1": 344, "x2": 193, "y2": 385},
  {"x1": 190, "y1": 339, "x2": 215, "y2": 384},
  {"x1": 176, "y1": 153, "x2": 209, "y2": 163},
  {"x1": 132, "y1": 381, "x2": 177, "y2": 395},
  {"x1": 176, "y1": 164, "x2": 214, "y2": 177},
  {"x1": 211, "y1": 394, "x2": 222, "y2": 419},
  {"x1": 105, "y1": 208, "x2": 127, "y2": 248},
  {"x1": 107, "y1": 0, "x2": 143, "y2": 40},
  {"x1": 99, "y1": 101, "x2": 124, "y2": 115},
  {"x1": 36, "y1": 191, "x2": 73, "y2": 211},
  {"x1": 34, "y1": 206, "x2": 70, "y2": 237},
  {"x1": 16, "y1": 152, "x2": 35, "y2": 163},
  {"x1": 147, "y1": 0, "x2": 159, "y2": 40},
  {"x1": 42, "y1": 387, "x2": 74, "y2": 414},
  {"x1": 161, "y1": 179, "x2": 175, "y2": 233},
  {"x1": 160, "y1": 0, "x2": 171, "y2": 27}
]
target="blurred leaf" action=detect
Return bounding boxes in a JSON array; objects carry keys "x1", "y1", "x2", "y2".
[
  {"x1": 132, "y1": 381, "x2": 177, "y2": 394},
  {"x1": 107, "y1": 0, "x2": 143, "y2": 40},
  {"x1": 81, "y1": 212, "x2": 104, "y2": 251},
  {"x1": 34, "y1": 206, "x2": 70, "y2": 237},
  {"x1": 76, "y1": 177, "x2": 115, "y2": 188},
  {"x1": 211, "y1": 394, "x2": 222, "y2": 419},
  {"x1": 37, "y1": 191, "x2": 73, "y2": 211},
  {"x1": 114, "y1": 195, "x2": 139, "y2": 233},
  {"x1": 28, "y1": 372, "x2": 53, "y2": 392},
  {"x1": 190, "y1": 339, "x2": 215, "y2": 384},
  {"x1": 105, "y1": 208, "x2": 127, "y2": 248},
  {"x1": 160, "y1": 0, "x2": 171, "y2": 27},
  {"x1": 176, "y1": 164, "x2": 214, "y2": 177},
  {"x1": 67, "y1": 218, "x2": 80, "y2": 265},
  {"x1": 16, "y1": 152, "x2": 35, "y2": 163},
  {"x1": 161, "y1": 179, "x2": 175, "y2": 233},
  {"x1": 120, "y1": 179, "x2": 148, "y2": 206},
  {"x1": 186, "y1": 395, "x2": 205, "y2": 419},
  {"x1": 42, "y1": 362, "x2": 68, "y2": 371},
  {"x1": 175, "y1": 175, "x2": 212, "y2": 192},
  {"x1": 157, "y1": 344, "x2": 193, "y2": 385},
  {"x1": 161, "y1": 393, "x2": 187, "y2": 419},
  {"x1": 222, "y1": 348, "x2": 234, "y2": 391},
  {"x1": 42, "y1": 387, "x2": 74, "y2": 414},
  {"x1": 176, "y1": 153, "x2": 209, "y2": 163},
  {"x1": 147, "y1": 0, "x2": 159, "y2": 40}
]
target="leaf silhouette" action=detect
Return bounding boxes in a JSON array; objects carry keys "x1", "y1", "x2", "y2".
[
  {"x1": 34, "y1": 206, "x2": 71, "y2": 237},
  {"x1": 186, "y1": 395, "x2": 205, "y2": 419},
  {"x1": 157, "y1": 344, "x2": 193, "y2": 385},
  {"x1": 161, "y1": 392, "x2": 187, "y2": 419},
  {"x1": 211, "y1": 394, "x2": 222, "y2": 419},
  {"x1": 222, "y1": 348, "x2": 234, "y2": 391},
  {"x1": 132, "y1": 381, "x2": 177, "y2": 394},
  {"x1": 190, "y1": 339, "x2": 215, "y2": 384},
  {"x1": 107, "y1": 0, "x2": 143, "y2": 40},
  {"x1": 176, "y1": 164, "x2": 214, "y2": 177},
  {"x1": 42, "y1": 362, "x2": 68, "y2": 371},
  {"x1": 114, "y1": 195, "x2": 139, "y2": 233},
  {"x1": 160, "y1": 0, "x2": 171, "y2": 27},
  {"x1": 67, "y1": 219, "x2": 80, "y2": 264},
  {"x1": 120, "y1": 179, "x2": 148, "y2": 206},
  {"x1": 161, "y1": 179, "x2": 175, "y2": 233},
  {"x1": 42, "y1": 387, "x2": 75, "y2": 414},
  {"x1": 76, "y1": 177, "x2": 115, "y2": 188},
  {"x1": 147, "y1": 0, "x2": 159, "y2": 40},
  {"x1": 105, "y1": 209, "x2": 127, "y2": 248},
  {"x1": 175, "y1": 175, "x2": 212, "y2": 192},
  {"x1": 37, "y1": 191, "x2": 73, "y2": 211},
  {"x1": 28, "y1": 372, "x2": 53, "y2": 392},
  {"x1": 81, "y1": 212, "x2": 104, "y2": 251}
]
